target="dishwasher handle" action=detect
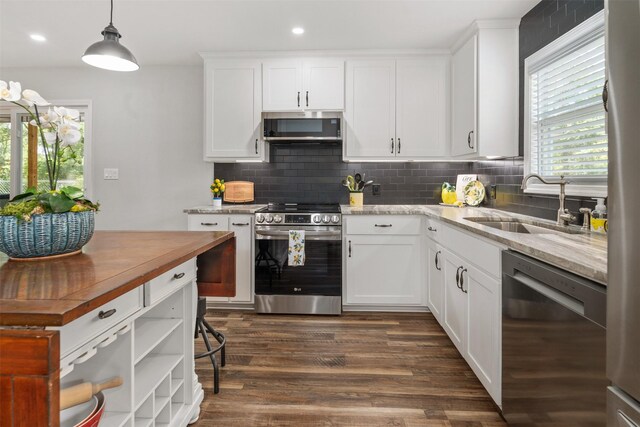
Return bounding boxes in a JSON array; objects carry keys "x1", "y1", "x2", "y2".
[{"x1": 511, "y1": 272, "x2": 585, "y2": 317}]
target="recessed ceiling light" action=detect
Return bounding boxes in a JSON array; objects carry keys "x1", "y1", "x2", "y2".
[
  {"x1": 30, "y1": 34, "x2": 47, "y2": 42},
  {"x1": 292, "y1": 27, "x2": 305, "y2": 35}
]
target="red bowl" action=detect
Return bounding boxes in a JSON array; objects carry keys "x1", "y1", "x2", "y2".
[
  {"x1": 60, "y1": 392, "x2": 105, "y2": 427},
  {"x1": 78, "y1": 392, "x2": 105, "y2": 427}
]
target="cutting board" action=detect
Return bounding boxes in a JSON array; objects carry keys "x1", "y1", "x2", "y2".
[{"x1": 223, "y1": 181, "x2": 255, "y2": 203}]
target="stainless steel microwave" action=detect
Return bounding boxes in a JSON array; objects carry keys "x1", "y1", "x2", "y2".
[{"x1": 263, "y1": 112, "x2": 342, "y2": 142}]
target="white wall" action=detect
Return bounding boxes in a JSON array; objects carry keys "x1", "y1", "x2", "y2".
[{"x1": 0, "y1": 65, "x2": 213, "y2": 230}]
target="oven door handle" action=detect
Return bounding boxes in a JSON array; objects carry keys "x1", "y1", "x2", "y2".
[{"x1": 255, "y1": 229, "x2": 341, "y2": 241}]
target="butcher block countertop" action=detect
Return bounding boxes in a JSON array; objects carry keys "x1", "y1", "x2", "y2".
[{"x1": 0, "y1": 230, "x2": 234, "y2": 327}]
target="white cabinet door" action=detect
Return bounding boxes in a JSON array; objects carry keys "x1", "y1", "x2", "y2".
[
  {"x1": 465, "y1": 263, "x2": 501, "y2": 405},
  {"x1": 345, "y1": 234, "x2": 422, "y2": 306},
  {"x1": 228, "y1": 215, "x2": 254, "y2": 304},
  {"x1": 262, "y1": 59, "x2": 303, "y2": 111},
  {"x1": 443, "y1": 250, "x2": 467, "y2": 353},
  {"x1": 187, "y1": 214, "x2": 230, "y2": 231},
  {"x1": 396, "y1": 58, "x2": 448, "y2": 158},
  {"x1": 345, "y1": 60, "x2": 396, "y2": 159},
  {"x1": 451, "y1": 35, "x2": 477, "y2": 157},
  {"x1": 426, "y1": 239, "x2": 445, "y2": 322},
  {"x1": 204, "y1": 60, "x2": 262, "y2": 160},
  {"x1": 303, "y1": 59, "x2": 344, "y2": 110}
]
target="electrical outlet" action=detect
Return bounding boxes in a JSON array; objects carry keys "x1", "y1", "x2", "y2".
[
  {"x1": 372, "y1": 184, "x2": 381, "y2": 196},
  {"x1": 104, "y1": 168, "x2": 119, "y2": 180}
]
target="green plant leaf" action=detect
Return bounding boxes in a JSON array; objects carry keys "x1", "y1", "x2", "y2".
[
  {"x1": 60, "y1": 186, "x2": 84, "y2": 200},
  {"x1": 38, "y1": 192, "x2": 75, "y2": 213},
  {"x1": 9, "y1": 188, "x2": 37, "y2": 203}
]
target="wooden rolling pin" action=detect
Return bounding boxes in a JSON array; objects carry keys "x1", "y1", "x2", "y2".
[{"x1": 60, "y1": 377, "x2": 123, "y2": 410}]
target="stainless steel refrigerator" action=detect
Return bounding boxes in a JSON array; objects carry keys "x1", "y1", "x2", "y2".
[{"x1": 606, "y1": 0, "x2": 640, "y2": 425}]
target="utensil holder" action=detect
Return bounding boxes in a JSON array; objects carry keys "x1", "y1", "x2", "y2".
[{"x1": 349, "y1": 192, "x2": 363, "y2": 207}]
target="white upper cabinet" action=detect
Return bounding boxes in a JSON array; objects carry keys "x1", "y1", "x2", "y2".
[
  {"x1": 450, "y1": 22, "x2": 519, "y2": 158},
  {"x1": 303, "y1": 59, "x2": 345, "y2": 110},
  {"x1": 204, "y1": 59, "x2": 263, "y2": 162},
  {"x1": 344, "y1": 57, "x2": 449, "y2": 160},
  {"x1": 262, "y1": 59, "x2": 304, "y2": 111},
  {"x1": 345, "y1": 59, "x2": 397, "y2": 159},
  {"x1": 396, "y1": 58, "x2": 449, "y2": 158},
  {"x1": 451, "y1": 35, "x2": 478, "y2": 157},
  {"x1": 263, "y1": 58, "x2": 344, "y2": 111}
]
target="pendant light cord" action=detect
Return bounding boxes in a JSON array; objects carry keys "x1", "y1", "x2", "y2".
[{"x1": 110, "y1": 0, "x2": 114, "y2": 25}]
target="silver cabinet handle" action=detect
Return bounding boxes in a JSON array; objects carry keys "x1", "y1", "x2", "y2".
[
  {"x1": 98, "y1": 309, "x2": 116, "y2": 319},
  {"x1": 602, "y1": 79, "x2": 609, "y2": 112},
  {"x1": 255, "y1": 138, "x2": 258, "y2": 154},
  {"x1": 374, "y1": 224, "x2": 393, "y2": 228},
  {"x1": 348, "y1": 240, "x2": 352, "y2": 258},
  {"x1": 460, "y1": 268, "x2": 468, "y2": 293},
  {"x1": 201, "y1": 222, "x2": 218, "y2": 226},
  {"x1": 435, "y1": 250, "x2": 441, "y2": 271},
  {"x1": 391, "y1": 138, "x2": 394, "y2": 154},
  {"x1": 173, "y1": 272, "x2": 185, "y2": 280},
  {"x1": 397, "y1": 138, "x2": 401, "y2": 154},
  {"x1": 297, "y1": 91, "x2": 300, "y2": 107},
  {"x1": 427, "y1": 226, "x2": 437, "y2": 232},
  {"x1": 232, "y1": 222, "x2": 250, "y2": 226},
  {"x1": 306, "y1": 90, "x2": 309, "y2": 107},
  {"x1": 467, "y1": 130, "x2": 474, "y2": 149},
  {"x1": 456, "y1": 266, "x2": 463, "y2": 289}
]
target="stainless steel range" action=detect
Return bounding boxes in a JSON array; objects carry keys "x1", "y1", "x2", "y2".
[{"x1": 254, "y1": 203, "x2": 342, "y2": 315}]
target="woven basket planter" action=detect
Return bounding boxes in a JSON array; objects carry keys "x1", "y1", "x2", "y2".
[{"x1": 0, "y1": 211, "x2": 95, "y2": 259}]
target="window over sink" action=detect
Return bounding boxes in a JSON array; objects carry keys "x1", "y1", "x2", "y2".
[{"x1": 524, "y1": 11, "x2": 607, "y2": 197}]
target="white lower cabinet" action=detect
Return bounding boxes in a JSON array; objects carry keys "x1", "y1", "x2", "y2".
[
  {"x1": 425, "y1": 219, "x2": 503, "y2": 406},
  {"x1": 343, "y1": 215, "x2": 424, "y2": 309},
  {"x1": 426, "y1": 239, "x2": 444, "y2": 322},
  {"x1": 57, "y1": 269, "x2": 202, "y2": 427},
  {"x1": 187, "y1": 214, "x2": 254, "y2": 305}
]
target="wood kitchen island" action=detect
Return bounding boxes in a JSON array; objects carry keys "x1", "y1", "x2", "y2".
[{"x1": 0, "y1": 231, "x2": 236, "y2": 427}]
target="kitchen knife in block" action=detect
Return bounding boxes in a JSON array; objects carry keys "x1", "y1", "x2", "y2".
[{"x1": 60, "y1": 377, "x2": 123, "y2": 410}]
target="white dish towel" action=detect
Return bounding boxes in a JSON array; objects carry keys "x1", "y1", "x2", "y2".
[{"x1": 288, "y1": 230, "x2": 305, "y2": 266}]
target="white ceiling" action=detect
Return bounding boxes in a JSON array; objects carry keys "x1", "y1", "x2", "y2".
[{"x1": 0, "y1": 0, "x2": 538, "y2": 68}]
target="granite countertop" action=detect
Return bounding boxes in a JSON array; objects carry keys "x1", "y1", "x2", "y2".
[
  {"x1": 184, "y1": 204, "x2": 266, "y2": 214},
  {"x1": 341, "y1": 204, "x2": 608, "y2": 285}
]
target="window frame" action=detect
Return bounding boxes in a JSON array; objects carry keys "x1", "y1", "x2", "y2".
[
  {"x1": 524, "y1": 10, "x2": 607, "y2": 197},
  {"x1": 0, "y1": 99, "x2": 92, "y2": 200}
]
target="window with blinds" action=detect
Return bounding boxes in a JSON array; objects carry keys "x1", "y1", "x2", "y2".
[{"x1": 527, "y1": 24, "x2": 607, "y2": 183}]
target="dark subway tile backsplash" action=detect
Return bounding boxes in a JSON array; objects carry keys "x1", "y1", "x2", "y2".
[{"x1": 214, "y1": 143, "x2": 468, "y2": 205}]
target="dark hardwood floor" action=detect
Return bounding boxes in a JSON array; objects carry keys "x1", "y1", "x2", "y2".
[{"x1": 193, "y1": 311, "x2": 505, "y2": 427}]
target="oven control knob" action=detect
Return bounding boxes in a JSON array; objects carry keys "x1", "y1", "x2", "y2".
[
  {"x1": 265, "y1": 214, "x2": 274, "y2": 223},
  {"x1": 256, "y1": 214, "x2": 265, "y2": 223},
  {"x1": 331, "y1": 215, "x2": 340, "y2": 224},
  {"x1": 322, "y1": 215, "x2": 331, "y2": 224},
  {"x1": 274, "y1": 214, "x2": 283, "y2": 224},
  {"x1": 312, "y1": 215, "x2": 321, "y2": 224}
]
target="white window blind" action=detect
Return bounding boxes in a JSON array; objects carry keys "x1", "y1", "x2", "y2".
[{"x1": 529, "y1": 33, "x2": 607, "y2": 180}]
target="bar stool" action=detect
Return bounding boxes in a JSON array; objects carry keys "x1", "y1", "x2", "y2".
[{"x1": 194, "y1": 297, "x2": 226, "y2": 394}]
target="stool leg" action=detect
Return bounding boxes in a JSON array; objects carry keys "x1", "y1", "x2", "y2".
[
  {"x1": 203, "y1": 319, "x2": 226, "y2": 367},
  {"x1": 198, "y1": 320, "x2": 220, "y2": 394}
]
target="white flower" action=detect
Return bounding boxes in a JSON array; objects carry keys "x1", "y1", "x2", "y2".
[
  {"x1": 30, "y1": 108, "x2": 59, "y2": 128},
  {"x1": 22, "y1": 89, "x2": 49, "y2": 106},
  {"x1": 57, "y1": 122, "x2": 81, "y2": 146},
  {"x1": 0, "y1": 81, "x2": 22, "y2": 102},
  {"x1": 54, "y1": 106, "x2": 79, "y2": 121}
]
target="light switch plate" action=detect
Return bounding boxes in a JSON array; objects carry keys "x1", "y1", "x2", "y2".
[{"x1": 104, "y1": 168, "x2": 119, "y2": 180}]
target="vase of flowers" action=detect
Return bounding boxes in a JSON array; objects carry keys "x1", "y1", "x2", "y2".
[
  {"x1": 210, "y1": 178, "x2": 225, "y2": 208},
  {"x1": 0, "y1": 81, "x2": 99, "y2": 260}
]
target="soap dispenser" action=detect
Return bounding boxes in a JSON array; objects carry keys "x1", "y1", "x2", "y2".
[{"x1": 590, "y1": 198, "x2": 608, "y2": 234}]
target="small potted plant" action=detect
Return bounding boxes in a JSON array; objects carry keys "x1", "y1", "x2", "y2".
[
  {"x1": 0, "y1": 81, "x2": 99, "y2": 259},
  {"x1": 210, "y1": 178, "x2": 225, "y2": 207}
]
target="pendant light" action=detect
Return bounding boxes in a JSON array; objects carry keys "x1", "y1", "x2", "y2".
[{"x1": 82, "y1": 0, "x2": 139, "y2": 72}]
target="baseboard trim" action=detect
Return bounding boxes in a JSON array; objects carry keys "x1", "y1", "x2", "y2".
[
  {"x1": 343, "y1": 305, "x2": 430, "y2": 313},
  {"x1": 206, "y1": 302, "x2": 255, "y2": 311}
]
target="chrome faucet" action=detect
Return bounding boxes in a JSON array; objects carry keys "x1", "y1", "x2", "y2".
[{"x1": 521, "y1": 174, "x2": 576, "y2": 226}]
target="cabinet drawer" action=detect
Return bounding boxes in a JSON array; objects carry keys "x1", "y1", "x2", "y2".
[
  {"x1": 439, "y1": 223, "x2": 502, "y2": 278},
  {"x1": 145, "y1": 258, "x2": 196, "y2": 306},
  {"x1": 187, "y1": 214, "x2": 229, "y2": 231},
  {"x1": 58, "y1": 287, "x2": 142, "y2": 357},
  {"x1": 345, "y1": 215, "x2": 422, "y2": 235}
]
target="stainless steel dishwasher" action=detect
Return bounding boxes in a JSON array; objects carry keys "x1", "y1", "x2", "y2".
[{"x1": 502, "y1": 251, "x2": 608, "y2": 426}]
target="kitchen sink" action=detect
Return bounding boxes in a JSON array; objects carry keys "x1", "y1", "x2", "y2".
[{"x1": 463, "y1": 217, "x2": 584, "y2": 234}]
